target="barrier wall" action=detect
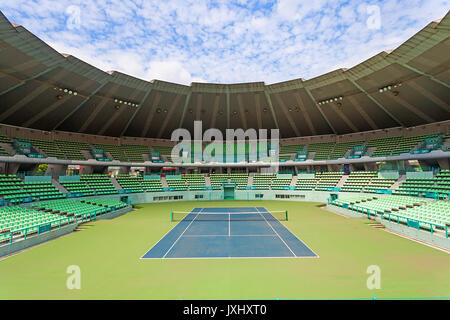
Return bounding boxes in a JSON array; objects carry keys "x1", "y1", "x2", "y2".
[
  {"x1": 24, "y1": 176, "x2": 52, "y2": 183},
  {"x1": 72, "y1": 190, "x2": 364, "y2": 205}
]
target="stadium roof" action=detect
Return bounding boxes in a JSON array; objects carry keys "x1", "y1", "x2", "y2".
[{"x1": 0, "y1": 10, "x2": 449, "y2": 139}]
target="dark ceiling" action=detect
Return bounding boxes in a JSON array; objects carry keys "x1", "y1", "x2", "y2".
[{"x1": 0, "y1": 11, "x2": 449, "y2": 139}]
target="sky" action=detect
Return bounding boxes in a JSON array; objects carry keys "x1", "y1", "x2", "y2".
[{"x1": 1, "y1": 0, "x2": 449, "y2": 85}]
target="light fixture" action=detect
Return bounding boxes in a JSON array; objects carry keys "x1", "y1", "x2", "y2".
[
  {"x1": 318, "y1": 96, "x2": 343, "y2": 105},
  {"x1": 379, "y1": 83, "x2": 402, "y2": 93},
  {"x1": 54, "y1": 86, "x2": 78, "y2": 96},
  {"x1": 113, "y1": 98, "x2": 139, "y2": 107}
]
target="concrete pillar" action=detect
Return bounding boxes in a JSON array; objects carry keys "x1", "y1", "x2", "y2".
[
  {"x1": 119, "y1": 166, "x2": 130, "y2": 175},
  {"x1": 80, "y1": 166, "x2": 93, "y2": 175},
  {"x1": 46, "y1": 164, "x2": 68, "y2": 179},
  {"x1": 437, "y1": 158, "x2": 449, "y2": 170},
  {"x1": 364, "y1": 162, "x2": 377, "y2": 171}
]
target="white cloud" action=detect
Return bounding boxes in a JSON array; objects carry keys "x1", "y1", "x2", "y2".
[
  {"x1": 0, "y1": 0, "x2": 448, "y2": 85},
  {"x1": 145, "y1": 60, "x2": 205, "y2": 84}
]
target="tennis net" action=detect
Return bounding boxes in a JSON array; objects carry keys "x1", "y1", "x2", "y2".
[{"x1": 170, "y1": 210, "x2": 288, "y2": 222}]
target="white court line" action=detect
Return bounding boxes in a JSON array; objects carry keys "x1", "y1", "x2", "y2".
[
  {"x1": 143, "y1": 255, "x2": 319, "y2": 260},
  {"x1": 141, "y1": 207, "x2": 319, "y2": 260},
  {"x1": 255, "y1": 207, "x2": 297, "y2": 257},
  {"x1": 256, "y1": 207, "x2": 320, "y2": 258},
  {"x1": 182, "y1": 234, "x2": 278, "y2": 237},
  {"x1": 161, "y1": 208, "x2": 204, "y2": 259}
]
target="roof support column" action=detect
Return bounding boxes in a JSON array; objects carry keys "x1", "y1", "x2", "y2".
[
  {"x1": 178, "y1": 91, "x2": 192, "y2": 128},
  {"x1": 0, "y1": 66, "x2": 58, "y2": 96},
  {"x1": 226, "y1": 90, "x2": 230, "y2": 128},
  {"x1": 120, "y1": 88, "x2": 152, "y2": 136},
  {"x1": 400, "y1": 63, "x2": 450, "y2": 89},
  {"x1": 263, "y1": 90, "x2": 279, "y2": 129},
  {"x1": 303, "y1": 87, "x2": 336, "y2": 134},
  {"x1": 53, "y1": 81, "x2": 107, "y2": 130},
  {"x1": 347, "y1": 78, "x2": 404, "y2": 127}
]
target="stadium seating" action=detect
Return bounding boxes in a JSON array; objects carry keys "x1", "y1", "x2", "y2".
[
  {"x1": 166, "y1": 177, "x2": 188, "y2": 191},
  {"x1": 230, "y1": 173, "x2": 249, "y2": 190},
  {"x1": 333, "y1": 195, "x2": 449, "y2": 228},
  {"x1": 434, "y1": 169, "x2": 450, "y2": 194},
  {"x1": 0, "y1": 174, "x2": 30, "y2": 203},
  {"x1": 329, "y1": 141, "x2": 364, "y2": 160},
  {"x1": 121, "y1": 144, "x2": 150, "y2": 162},
  {"x1": 252, "y1": 174, "x2": 275, "y2": 190},
  {"x1": 341, "y1": 171, "x2": 377, "y2": 192},
  {"x1": 116, "y1": 175, "x2": 144, "y2": 193},
  {"x1": 280, "y1": 144, "x2": 304, "y2": 154},
  {"x1": 391, "y1": 134, "x2": 440, "y2": 156},
  {"x1": 366, "y1": 136, "x2": 401, "y2": 157},
  {"x1": 16, "y1": 138, "x2": 65, "y2": 159},
  {"x1": 307, "y1": 142, "x2": 335, "y2": 160},
  {"x1": 152, "y1": 146, "x2": 173, "y2": 162},
  {"x1": 182, "y1": 174, "x2": 206, "y2": 190},
  {"x1": 295, "y1": 177, "x2": 317, "y2": 190},
  {"x1": 0, "y1": 206, "x2": 65, "y2": 242},
  {"x1": 33, "y1": 199, "x2": 109, "y2": 218},
  {"x1": 60, "y1": 180, "x2": 95, "y2": 196},
  {"x1": 80, "y1": 198, "x2": 128, "y2": 211},
  {"x1": 80, "y1": 174, "x2": 117, "y2": 195},
  {"x1": 93, "y1": 144, "x2": 128, "y2": 162},
  {"x1": 364, "y1": 177, "x2": 397, "y2": 192},
  {"x1": 55, "y1": 140, "x2": 90, "y2": 160},
  {"x1": 271, "y1": 176, "x2": 293, "y2": 190},
  {"x1": 210, "y1": 174, "x2": 227, "y2": 190},
  {"x1": 23, "y1": 181, "x2": 65, "y2": 200},
  {"x1": 315, "y1": 172, "x2": 343, "y2": 190},
  {"x1": 0, "y1": 134, "x2": 11, "y2": 156},
  {"x1": 141, "y1": 176, "x2": 164, "y2": 192}
]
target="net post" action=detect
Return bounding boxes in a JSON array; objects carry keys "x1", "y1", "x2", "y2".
[
  {"x1": 286, "y1": 210, "x2": 288, "y2": 221},
  {"x1": 170, "y1": 210, "x2": 173, "y2": 222}
]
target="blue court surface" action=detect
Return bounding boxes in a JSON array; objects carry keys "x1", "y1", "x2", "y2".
[{"x1": 141, "y1": 207, "x2": 318, "y2": 259}]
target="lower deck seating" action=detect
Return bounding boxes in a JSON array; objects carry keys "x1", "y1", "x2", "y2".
[
  {"x1": 271, "y1": 177, "x2": 293, "y2": 190},
  {"x1": 315, "y1": 172, "x2": 343, "y2": 190},
  {"x1": 334, "y1": 195, "x2": 448, "y2": 228},
  {"x1": 0, "y1": 206, "x2": 65, "y2": 242},
  {"x1": 79, "y1": 198, "x2": 128, "y2": 210},
  {"x1": 141, "y1": 180, "x2": 163, "y2": 192},
  {"x1": 182, "y1": 174, "x2": 206, "y2": 190},
  {"x1": 80, "y1": 174, "x2": 117, "y2": 195},
  {"x1": 341, "y1": 171, "x2": 377, "y2": 192},
  {"x1": 23, "y1": 182, "x2": 65, "y2": 200},
  {"x1": 230, "y1": 173, "x2": 249, "y2": 190},
  {"x1": 166, "y1": 178, "x2": 188, "y2": 191},
  {"x1": 33, "y1": 199, "x2": 109, "y2": 218},
  {"x1": 295, "y1": 178, "x2": 317, "y2": 190},
  {"x1": 210, "y1": 174, "x2": 228, "y2": 190},
  {"x1": 116, "y1": 175, "x2": 144, "y2": 193},
  {"x1": 0, "y1": 174, "x2": 28, "y2": 203},
  {"x1": 252, "y1": 174, "x2": 274, "y2": 190},
  {"x1": 60, "y1": 180, "x2": 95, "y2": 196},
  {"x1": 364, "y1": 178, "x2": 397, "y2": 192}
]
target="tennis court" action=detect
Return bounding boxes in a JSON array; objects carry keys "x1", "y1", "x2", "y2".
[{"x1": 141, "y1": 207, "x2": 318, "y2": 259}]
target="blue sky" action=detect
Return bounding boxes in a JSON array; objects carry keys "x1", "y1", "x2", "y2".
[{"x1": 2, "y1": 0, "x2": 449, "y2": 84}]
